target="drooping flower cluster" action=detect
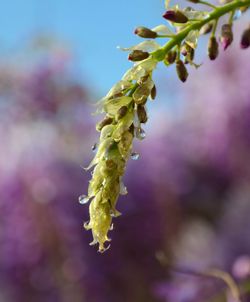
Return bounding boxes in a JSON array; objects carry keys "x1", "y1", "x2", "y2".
[
  {"x1": 83, "y1": 0, "x2": 250, "y2": 251},
  {"x1": 83, "y1": 58, "x2": 158, "y2": 252}
]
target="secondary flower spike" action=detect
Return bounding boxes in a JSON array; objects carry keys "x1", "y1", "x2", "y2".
[{"x1": 163, "y1": 10, "x2": 188, "y2": 23}]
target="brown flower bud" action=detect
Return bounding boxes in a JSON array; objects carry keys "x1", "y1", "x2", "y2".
[
  {"x1": 116, "y1": 106, "x2": 128, "y2": 120},
  {"x1": 138, "y1": 75, "x2": 149, "y2": 85},
  {"x1": 181, "y1": 43, "x2": 194, "y2": 63},
  {"x1": 220, "y1": 24, "x2": 233, "y2": 50},
  {"x1": 128, "y1": 50, "x2": 150, "y2": 62},
  {"x1": 200, "y1": 23, "x2": 213, "y2": 35},
  {"x1": 164, "y1": 50, "x2": 177, "y2": 64},
  {"x1": 240, "y1": 27, "x2": 250, "y2": 49},
  {"x1": 96, "y1": 116, "x2": 113, "y2": 131},
  {"x1": 176, "y1": 60, "x2": 188, "y2": 82},
  {"x1": 129, "y1": 123, "x2": 135, "y2": 135},
  {"x1": 108, "y1": 92, "x2": 123, "y2": 100},
  {"x1": 134, "y1": 26, "x2": 157, "y2": 39},
  {"x1": 208, "y1": 36, "x2": 219, "y2": 60},
  {"x1": 137, "y1": 105, "x2": 148, "y2": 123},
  {"x1": 150, "y1": 85, "x2": 157, "y2": 100},
  {"x1": 163, "y1": 10, "x2": 188, "y2": 24}
]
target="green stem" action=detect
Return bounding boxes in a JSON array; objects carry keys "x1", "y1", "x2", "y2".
[
  {"x1": 199, "y1": 0, "x2": 217, "y2": 9},
  {"x1": 157, "y1": 34, "x2": 174, "y2": 38},
  {"x1": 212, "y1": 18, "x2": 218, "y2": 36},
  {"x1": 229, "y1": 9, "x2": 235, "y2": 25},
  {"x1": 152, "y1": 0, "x2": 250, "y2": 60}
]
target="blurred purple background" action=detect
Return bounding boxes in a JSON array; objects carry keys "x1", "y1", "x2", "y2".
[{"x1": 0, "y1": 3, "x2": 250, "y2": 302}]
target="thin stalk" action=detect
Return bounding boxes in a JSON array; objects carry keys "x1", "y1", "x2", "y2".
[{"x1": 199, "y1": 0, "x2": 217, "y2": 9}]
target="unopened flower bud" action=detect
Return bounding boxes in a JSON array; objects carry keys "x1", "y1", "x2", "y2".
[
  {"x1": 208, "y1": 36, "x2": 219, "y2": 60},
  {"x1": 176, "y1": 60, "x2": 188, "y2": 82},
  {"x1": 137, "y1": 105, "x2": 148, "y2": 123},
  {"x1": 163, "y1": 10, "x2": 188, "y2": 24},
  {"x1": 164, "y1": 50, "x2": 177, "y2": 64},
  {"x1": 129, "y1": 123, "x2": 135, "y2": 135},
  {"x1": 220, "y1": 24, "x2": 233, "y2": 50},
  {"x1": 116, "y1": 106, "x2": 128, "y2": 120},
  {"x1": 181, "y1": 43, "x2": 194, "y2": 63},
  {"x1": 181, "y1": 45, "x2": 188, "y2": 56},
  {"x1": 138, "y1": 75, "x2": 149, "y2": 85},
  {"x1": 108, "y1": 92, "x2": 123, "y2": 100},
  {"x1": 240, "y1": 27, "x2": 250, "y2": 49},
  {"x1": 150, "y1": 85, "x2": 157, "y2": 100},
  {"x1": 96, "y1": 116, "x2": 113, "y2": 131},
  {"x1": 134, "y1": 26, "x2": 157, "y2": 39},
  {"x1": 200, "y1": 23, "x2": 213, "y2": 35},
  {"x1": 128, "y1": 50, "x2": 150, "y2": 61}
]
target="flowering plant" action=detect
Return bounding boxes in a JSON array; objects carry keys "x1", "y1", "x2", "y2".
[{"x1": 82, "y1": 0, "x2": 250, "y2": 252}]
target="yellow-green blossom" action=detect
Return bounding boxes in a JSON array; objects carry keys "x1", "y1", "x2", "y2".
[{"x1": 82, "y1": 57, "x2": 157, "y2": 252}]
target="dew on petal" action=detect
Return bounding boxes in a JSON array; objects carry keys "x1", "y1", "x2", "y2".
[
  {"x1": 233, "y1": 10, "x2": 242, "y2": 20},
  {"x1": 98, "y1": 244, "x2": 111, "y2": 253},
  {"x1": 92, "y1": 143, "x2": 98, "y2": 153},
  {"x1": 120, "y1": 182, "x2": 128, "y2": 195},
  {"x1": 78, "y1": 194, "x2": 90, "y2": 205},
  {"x1": 135, "y1": 127, "x2": 146, "y2": 140},
  {"x1": 131, "y1": 152, "x2": 140, "y2": 160}
]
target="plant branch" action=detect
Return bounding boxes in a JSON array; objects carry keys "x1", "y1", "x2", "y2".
[{"x1": 152, "y1": 0, "x2": 250, "y2": 60}]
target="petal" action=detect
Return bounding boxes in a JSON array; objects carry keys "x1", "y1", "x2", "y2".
[
  {"x1": 185, "y1": 30, "x2": 200, "y2": 49},
  {"x1": 112, "y1": 110, "x2": 134, "y2": 141},
  {"x1": 122, "y1": 58, "x2": 158, "y2": 82},
  {"x1": 100, "y1": 124, "x2": 115, "y2": 141},
  {"x1": 118, "y1": 130, "x2": 133, "y2": 159},
  {"x1": 85, "y1": 137, "x2": 114, "y2": 170},
  {"x1": 183, "y1": 7, "x2": 209, "y2": 19},
  {"x1": 165, "y1": 0, "x2": 171, "y2": 9},
  {"x1": 118, "y1": 40, "x2": 161, "y2": 52},
  {"x1": 152, "y1": 24, "x2": 174, "y2": 36},
  {"x1": 106, "y1": 80, "x2": 132, "y2": 98},
  {"x1": 104, "y1": 96, "x2": 133, "y2": 116}
]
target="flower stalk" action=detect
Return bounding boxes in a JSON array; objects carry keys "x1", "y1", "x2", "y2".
[{"x1": 82, "y1": 0, "x2": 250, "y2": 252}]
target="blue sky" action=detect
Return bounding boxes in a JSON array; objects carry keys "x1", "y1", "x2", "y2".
[{"x1": 0, "y1": 0, "x2": 165, "y2": 94}]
